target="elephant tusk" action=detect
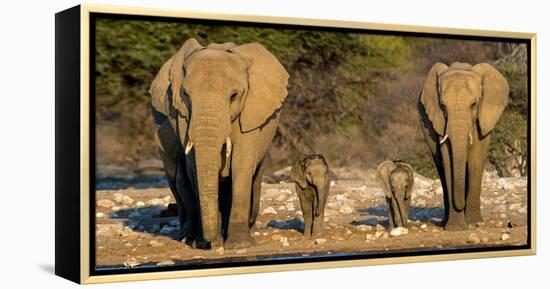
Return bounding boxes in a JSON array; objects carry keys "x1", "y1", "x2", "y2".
[
  {"x1": 469, "y1": 131, "x2": 473, "y2": 145},
  {"x1": 439, "y1": 134, "x2": 449, "y2": 144},
  {"x1": 185, "y1": 140, "x2": 193, "y2": 155},
  {"x1": 225, "y1": 136, "x2": 232, "y2": 160}
]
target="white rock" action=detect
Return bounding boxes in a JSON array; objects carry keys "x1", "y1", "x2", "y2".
[
  {"x1": 467, "y1": 234, "x2": 481, "y2": 244},
  {"x1": 156, "y1": 260, "x2": 175, "y2": 266},
  {"x1": 113, "y1": 193, "x2": 125, "y2": 203},
  {"x1": 136, "y1": 201, "x2": 145, "y2": 207},
  {"x1": 95, "y1": 212, "x2": 105, "y2": 218},
  {"x1": 365, "y1": 234, "x2": 374, "y2": 241},
  {"x1": 314, "y1": 238, "x2": 327, "y2": 245},
  {"x1": 374, "y1": 231, "x2": 385, "y2": 239},
  {"x1": 356, "y1": 225, "x2": 373, "y2": 232},
  {"x1": 275, "y1": 194, "x2": 288, "y2": 202},
  {"x1": 148, "y1": 198, "x2": 166, "y2": 206},
  {"x1": 375, "y1": 224, "x2": 385, "y2": 231},
  {"x1": 339, "y1": 204, "x2": 354, "y2": 214},
  {"x1": 111, "y1": 206, "x2": 121, "y2": 211},
  {"x1": 129, "y1": 211, "x2": 141, "y2": 219},
  {"x1": 253, "y1": 231, "x2": 260, "y2": 236},
  {"x1": 114, "y1": 193, "x2": 134, "y2": 205},
  {"x1": 501, "y1": 233, "x2": 511, "y2": 241},
  {"x1": 123, "y1": 257, "x2": 140, "y2": 268},
  {"x1": 390, "y1": 227, "x2": 409, "y2": 237},
  {"x1": 285, "y1": 203, "x2": 295, "y2": 211},
  {"x1": 149, "y1": 240, "x2": 164, "y2": 247},
  {"x1": 280, "y1": 236, "x2": 290, "y2": 247},
  {"x1": 420, "y1": 224, "x2": 428, "y2": 230},
  {"x1": 277, "y1": 205, "x2": 286, "y2": 211},
  {"x1": 97, "y1": 199, "x2": 115, "y2": 208},
  {"x1": 163, "y1": 196, "x2": 172, "y2": 202},
  {"x1": 497, "y1": 179, "x2": 515, "y2": 190},
  {"x1": 261, "y1": 206, "x2": 277, "y2": 215},
  {"x1": 160, "y1": 226, "x2": 176, "y2": 234},
  {"x1": 335, "y1": 194, "x2": 348, "y2": 201}
]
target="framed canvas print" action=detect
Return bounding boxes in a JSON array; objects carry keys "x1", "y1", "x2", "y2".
[{"x1": 55, "y1": 4, "x2": 536, "y2": 284}]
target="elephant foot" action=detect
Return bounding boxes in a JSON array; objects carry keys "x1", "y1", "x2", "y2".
[
  {"x1": 465, "y1": 211, "x2": 484, "y2": 225},
  {"x1": 444, "y1": 223, "x2": 467, "y2": 231},
  {"x1": 193, "y1": 239, "x2": 212, "y2": 250},
  {"x1": 444, "y1": 215, "x2": 467, "y2": 231},
  {"x1": 225, "y1": 233, "x2": 256, "y2": 250}
]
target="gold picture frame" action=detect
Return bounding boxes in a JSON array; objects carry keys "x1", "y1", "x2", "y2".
[{"x1": 55, "y1": 4, "x2": 536, "y2": 284}]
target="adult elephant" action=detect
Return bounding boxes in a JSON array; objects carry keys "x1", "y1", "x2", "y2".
[
  {"x1": 150, "y1": 38, "x2": 289, "y2": 249},
  {"x1": 418, "y1": 62, "x2": 509, "y2": 230}
]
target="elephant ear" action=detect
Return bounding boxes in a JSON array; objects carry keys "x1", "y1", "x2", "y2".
[
  {"x1": 231, "y1": 43, "x2": 289, "y2": 132},
  {"x1": 420, "y1": 63, "x2": 449, "y2": 136},
  {"x1": 149, "y1": 38, "x2": 204, "y2": 119},
  {"x1": 400, "y1": 162, "x2": 415, "y2": 200},
  {"x1": 377, "y1": 161, "x2": 396, "y2": 199},
  {"x1": 291, "y1": 158, "x2": 308, "y2": 189},
  {"x1": 150, "y1": 57, "x2": 175, "y2": 116},
  {"x1": 472, "y1": 63, "x2": 510, "y2": 136}
]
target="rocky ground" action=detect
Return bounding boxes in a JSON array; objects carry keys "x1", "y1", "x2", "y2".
[{"x1": 95, "y1": 167, "x2": 528, "y2": 269}]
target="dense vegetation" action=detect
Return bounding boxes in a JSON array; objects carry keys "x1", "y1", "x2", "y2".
[{"x1": 95, "y1": 17, "x2": 528, "y2": 178}]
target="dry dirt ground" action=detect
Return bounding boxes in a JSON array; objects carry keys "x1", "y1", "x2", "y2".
[{"x1": 95, "y1": 167, "x2": 528, "y2": 269}]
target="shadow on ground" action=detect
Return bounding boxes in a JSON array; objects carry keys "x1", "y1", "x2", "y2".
[
  {"x1": 350, "y1": 205, "x2": 445, "y2": 228},
  {"x1": 267, "y1": 217, "x2": 305, "y2": 233},
  {"x1": 108, "y1": 205, "x2": 181, "y2": 240}
]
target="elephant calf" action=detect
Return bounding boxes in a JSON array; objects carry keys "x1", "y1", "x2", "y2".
[
  {"x1": 291, "y1": 155, "x2": 331, "y2": 237},
  {"x1": 377, "y1": 160, "x2": 415, "y2": 228}
]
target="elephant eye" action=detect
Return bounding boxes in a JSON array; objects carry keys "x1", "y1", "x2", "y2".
[
  {"x1": 230, "y1": 91, "x2": 239, "y2": 101},
  {"x1": 471, "y1": 102, "x2": 478, "y2": 109}
]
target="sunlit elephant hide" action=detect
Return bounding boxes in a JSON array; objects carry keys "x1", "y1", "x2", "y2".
[
  {"x1": 418, "y1": 62, "x2": 509, "y2": 230},
  {"x1": 150, "y1": 38, "x2": 289, "y2": 249}
]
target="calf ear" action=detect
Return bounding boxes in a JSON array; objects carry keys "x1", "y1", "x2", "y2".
[
  {"x1": 401, "y1": 163, "x2": 415, "y2": 200},
  {"x1": 377, "y1": 161, "x2": 396, "y2": 199},
  {"x1": 291, "y1": 158, "x2": 308, "y2": 189}
]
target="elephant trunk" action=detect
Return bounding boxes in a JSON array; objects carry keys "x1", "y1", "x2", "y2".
[
  {"x1": 189, "y1": 102, "x2": 231, "y2": 243},
  {"x1": 449, "y1": 123, "x2": 469, "y2": 211},
  {"x1": 313, "y1": 178, "x2": 329, "y2": 217},
  {"x1": 391, "y1": 195, "x2": 404, "y2": 227},
  {"x1": 194, "y1": 144, "x2": 221, "y2": 242}
]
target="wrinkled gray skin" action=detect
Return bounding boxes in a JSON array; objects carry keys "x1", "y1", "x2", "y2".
[
  {"x1": 150, "y1": 39, "x2": 289, "y2": 249},
  {"x1": 291, "y1": 155, "x2": 331, "y2": 237},
  {"x1": 377, "y1": 160, "x2": 414, "y2": 228},
  {"x1": 418, "y1": 62, "x2": 509, "y2": 230}
]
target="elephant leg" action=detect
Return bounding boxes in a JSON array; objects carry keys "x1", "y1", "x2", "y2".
[
  {"x1": 390, "y1": 196, "x2": 403, "y2": 227},
  {"x1": 158, "y1": 144, "x2": 188, "y2": 241},
  {"x1": 225, "y1": 157, "x2": 257, "y2": 249},
  {"x1": 465, "y1": 133, "x2": 490, "y2": 224},
  {"x1": 219, "y1": 177, "x2": 232, "y2": 240},
  {"x1": 249, "y1": 160, "x2": 264, "y2": 229},
  {"x1": 386, "y1": 198, "x2": 396, "y2": 228},
  {"x1": 312, "y1": 209, "x2": 325, "y2": 237},
  {"x1": 299, "y1": 192, "x2": 314, "y2": 237},
  {"x1": 441, "y1": 142, "x2": 466, "y2": 230},
  {"x1": 431, "y1": 152, "x2": 449, "y2": 226},
  {"x1": 402, "y1": 198, "x2": 411, "y2": 228}
]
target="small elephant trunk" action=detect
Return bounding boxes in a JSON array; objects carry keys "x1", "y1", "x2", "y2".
[{"x1": 313, "y1": 178, "x2": 329, "y2": 217}]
